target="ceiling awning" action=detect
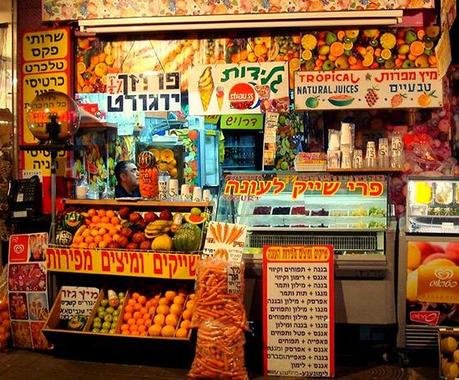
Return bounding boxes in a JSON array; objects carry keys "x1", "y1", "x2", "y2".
[{"x1": 78, "y1": 11, "x2": 404, "y2": 34}]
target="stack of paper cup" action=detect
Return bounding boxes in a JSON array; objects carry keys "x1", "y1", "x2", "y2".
[
  {"x1": 181, "y1": 184, "x2": 191, "y2": 201},
  {"x1": 168, "y1": 179, "x2": 179, "y2": 200},
  {"x1": 203, "y1": 189, "x2": 212, "y2": 202},
  {"x1": 192, "y1": 186, "x2": 202, "y2": 202}
]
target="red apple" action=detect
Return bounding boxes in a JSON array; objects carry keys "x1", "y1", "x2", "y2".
[
  {"x1": 129, "y1": 212, "x2": 143, "y2": 224},
  {"x1": 132, "y1": 232, "x2": 146, "y2": 244},
  {"x1": 139, "y1": 240, "x2": 151, "y2": 250},
  {"x1": 118, "y1": 207, "x2": 131, "y2": 219},
  {"x1": 120, "y1": 227, "x2": 133, "y2": 238},
  {"x1": 144, "y1": 211, "x2": 158, "y2": 223},
  {"x1": 118, "y1": 236, "x2": 129, "y2": 248},
  {"x1": 136, "y1": 219, "x2": 147, "y2": 230},
  {"x1": 159, "y1": 210, "x2": 173, "y2": 221},
  {"x1": 126, "y1": 242, "x2": 138, "y2": 250}
]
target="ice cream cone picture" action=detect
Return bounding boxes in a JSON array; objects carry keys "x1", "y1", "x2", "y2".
[
  {"x1": 216, "y1": 86, "x2": 224, "y2": 111},
  {"x1": 198, "y1": 66, "x2": 215, "y2": 112}
]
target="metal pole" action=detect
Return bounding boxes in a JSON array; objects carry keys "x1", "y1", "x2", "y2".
[{"x1": 50, "y1": 150, "x2": 57, "y2": 244}]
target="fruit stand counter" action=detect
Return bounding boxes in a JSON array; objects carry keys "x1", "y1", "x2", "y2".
[{"x1": 43, "y1": 199, "x2": 212, "y2": 348}]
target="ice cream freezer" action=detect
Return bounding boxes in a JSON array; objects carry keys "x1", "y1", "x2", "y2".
[
  {"x1": 397, "y1": 176, "x2": 459, "y2": 353},
  {"x1": 217, "y1": 171, "x2": 397, "y2": 325}
]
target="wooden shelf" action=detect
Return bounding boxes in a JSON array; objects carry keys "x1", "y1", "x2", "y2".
[{"x1": 63, "y1": 198, "x2": 214, "y2": 208}]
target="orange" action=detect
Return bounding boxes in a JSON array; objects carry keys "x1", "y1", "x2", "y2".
[
  {"x1": 145, "y1": 301, "x2": 152, "y2": 309},
  {"x1": 98, "y1": 227, "x2": 107, "y2": 236},
  {"x1": 164, "y1": 291, "x2": 176, "y2": 301},
  {"x1": 182, "y1": 309, "x2": 192, "y2": 321},
  {"x1": 88, "y1": 242, "x2": 97, "y2": 249},
  {"x1": 159, "y1": 297, "x2": 169, "y2": 305},
  {"x1": 87, "y1": 208, "x2": 96, "y2": 217},
  {"x1": 73, "y1": 236, "x2": 83, "y2": 244},
  {"x1": 133, "y1": 311, "x2": 142, "y2": 320},
  {"x1": 130, "y1": 330, "x2": 140, "y2": 336},
  {"x1": 110, "y1": 217, "x2": 120, "y2": 225},
  {"x1": 148, "y1": 306, "x2": 156, "y2": 315},
  {"x1": 138, "y1": 325, "x2": 146, "y2": 333},
  {"x1": 175, "y1": 328, "x2": 188, "y2": 338},
  {"x1": 185, "y1": 300, "x2": 195, "y2": 310},
  {"x1": 103, "y1": 235, "x2": 112, "y2": 244},
  {"x1": 106, "y1": 210, "x2": 115, "y2": 218},
  {"x1": 121, "y1": 330, "x2": 130, "y2": 335},
  {"x1": 148, "y1": 324, "x2": 161, "y2": 336},
  {"x1": 161, "y1": 325, "x2": 175, "y2": 337},
  {"x1": 169, "y1": 304, "x2": 182, "y2": 316},
  {"x1": 165, "y1": 314, "x2": 178, "y2": 327},
  {"x1": 124, "y1": 305, "x2": 134, "y2": 314},
  {"x1": 84, "y1": 236, "x2": 94, "y2": 244},
  {"x1": 121, "y1": 324, "x2": 129, "y2": 331},
  {"x1": 133, "y1": 303, "x2": 142, "y2": 311},
  {"x1": 173, "y1": 295, "x2": 185, "y2": 305},
  {"x1": 188, "y1": 294, "x2": 195, "y2": 300},
  {"x1": 91, "y1": 216, "x2": 101, "y2": 224},
  {"x1": 153, "y1": 314, "x2": 165, "y2": 326},
  {"x1": 143, "y1": 318, "x2": 152, "y2": 328},
  {"x1": 112, "y1": 234, "x2": 121, "y2": 242},
  {"x1": 82, "y1": 229, "x2": 91, "y2": 238},
  {"x1": 128, "y1": 298, "x2": 136, "y2": 306},
  {"x1": 90, "y1": 229, "x2": 99, "y2": 237},
  {"x1": 129, "y1": 324, "x2": 138, "y2": 332},
  {"x1": 132, "y1": 292, "x2": 140, "y2": 300},
  {"x1": 136, "y1": 318, "x2": 145, "y2": 326},
  {"x1": 138, "y1": 296, "x2": 147, "y2": 305},
  {"x1": 127, "y1": 318, "x2": 136, "y2": 326},
  {"x1": 79, "y1": 242, "x2": 88, "y2": 249},
  {"x1": 156, "y1": 305, "x2": 169, "y2": 316},
  {"x1": 140, "y1": 307, "x2": 147, "y2": 315},
  {"x1": 97, "y1": 209, "x2": 106, "y2": 217},
  {"x1": 180, "y1": 320, "x2": 191, "y2": 330},
  {"x1": 94, "y1": 235, "x2": 103, "y2": 244},
  {"x1": 100, "y1": 216, "x2": 110, "y2": 224}
]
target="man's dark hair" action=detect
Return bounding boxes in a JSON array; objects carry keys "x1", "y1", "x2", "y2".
[{"x1": 114, "y1": 160, "x2": 134, "y2": 182}]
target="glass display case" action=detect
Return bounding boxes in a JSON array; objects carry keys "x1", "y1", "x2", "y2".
[
  {"x1": 217, "y1": 172, "x2": 388, "y2": 255},
  {"x1": 406, "y1": 176, "x2": 459, "y2": 234},
  {"x1": 218, "y1": 171, "x2": 396, "y2": 325}
]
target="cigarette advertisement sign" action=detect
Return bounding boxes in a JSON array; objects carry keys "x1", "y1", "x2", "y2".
[
  {"x1": 263, "y1": 245, "x2": 335, "y2": 378},
  {"x1": 46, "y1": 247, "x2": 200, "y2": 280},
  {"x1": 189, "y1": 63, "x2": 289, "y2": 115},
  {"x1": 295, "y1": 68, "x2": 443, "y2": 110}
]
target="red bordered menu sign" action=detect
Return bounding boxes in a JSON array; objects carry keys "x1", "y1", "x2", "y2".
[{"x1": 263, "y1": 245, "x2": 334, "y2": 378}]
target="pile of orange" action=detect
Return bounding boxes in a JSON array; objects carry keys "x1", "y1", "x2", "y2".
[
  {"x1": 147, "y1": 290, "x2": 194, "y2": 338},
  {"x1": 0, "y1": 299, "x2": 11, "y2": 350},
  {"x1": 120, "y1": 292, "x2": 159, "y2": 336},
  {"x1": 71, "y1": 209, "x2": 121, "y2": 249}
]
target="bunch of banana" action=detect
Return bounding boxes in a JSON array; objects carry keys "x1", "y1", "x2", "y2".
[{"x1": 145, "y1": 220, "x2": 173, "y2": 239}]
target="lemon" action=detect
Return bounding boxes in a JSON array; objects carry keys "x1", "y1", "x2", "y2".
[{"x1": 301, "y1": 49, "x2": 313, "y2": 61}]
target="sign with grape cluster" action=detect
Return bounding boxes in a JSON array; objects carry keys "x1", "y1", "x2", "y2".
[{"x1": 294, "y1": 68, "x2": 443, "y2": 110}]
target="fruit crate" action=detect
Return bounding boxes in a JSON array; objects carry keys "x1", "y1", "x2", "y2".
[
  {"x1": 43, "y1": 288, "x2": 101, "y2": 337},
  {"x1": 85, "y1": 289, "x2": 127, "y2": 335},
  {"x1": 438, "y1": 328, "x2": 459, "y2": 379}
]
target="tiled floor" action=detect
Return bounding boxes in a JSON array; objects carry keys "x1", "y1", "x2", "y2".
[{"x1": 0, "y1": 349, "x2": 438, "y2": 379}]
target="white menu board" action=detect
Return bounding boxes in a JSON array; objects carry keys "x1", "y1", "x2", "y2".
[{"x1": 263, "y1": 245, "x2": 335, "y2": 378}]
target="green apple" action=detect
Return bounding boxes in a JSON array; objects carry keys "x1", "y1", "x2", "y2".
[
  {"x1": 104, "y1": 314, "x2": 113, "y2": 323},
  {"x1": 93, "y1": 320, "x2": 102, "y2": 329},
  {"x1": 102, "y1": 321, "x2": 111, "y2": 330},
  {"x1": 109, "y1": 328, "x2": 116, "y2": 334},
  {"x1": 98, "y1": 311, "x2": 105, "y2": 319},
  {"x1": 113, "y1": 309, "x2": 120, "y2": 317},
  {"x1": 111, "y1": 322, "x2": 118, "y2": 329},
  {"x1": 92, "y1": 328, "x2": 100, "y2": 333},
  {"x1": 100, "y1": 328, "x2": 109, "y2": 334},
  {"x1": 105, "y1": 306, "x2": 115, "y2": 315},
  {"x1": 97, "y1": 306, "x2": 105, "y2": 314},
  {"x1": 93, "y1": 317, "x2": 102, "y2": 324},
  {"x1": 100, "y1": 299, "x2": 108, "y2": 308},
  {"x1": 118, "y1": 292, "x2": 125, "y2": 298}
]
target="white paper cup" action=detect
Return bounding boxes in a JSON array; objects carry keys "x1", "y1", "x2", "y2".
[
  {"x1": 202, "y1": 189, "x2": 211, "y2": 202},
  {"x1": 192, "y1": 186, "x2": 202, "y2": 202},
  {"x1": 181, "y1": 184, "x2": 191, "y2": 201},
  {"x1": 168, "y1": 179, "x2": 179, "y2": 199}
]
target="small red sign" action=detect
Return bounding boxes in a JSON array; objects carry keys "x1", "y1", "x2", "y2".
[
  {"x1": 9, "y1": 235, "x2": 29, "y2": 263},
  {"x1": 229, "y1": 83, "x2": 256, "y2": 110},
  {"x1": 410, "y1": 311, "x2": 440, "y2": 326}
]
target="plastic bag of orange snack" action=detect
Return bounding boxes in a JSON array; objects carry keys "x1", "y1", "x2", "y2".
[
  {"x1": 0, "y1": 266, "x2": 11, "y2": 350},
  {"x1": 188, "y1": 320, "x2": 248, "y2": 380},
  {"x1": 190, "y1": 256, "x2": 248, "y2": 331}
]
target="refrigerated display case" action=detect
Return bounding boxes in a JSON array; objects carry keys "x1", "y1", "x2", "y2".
[
  {"x1": 221, "y1": 129, "x2": 264, "y2": 171},
  {"x1": 406, "y1": 176, "x2": 459, "y2": 234},
  {"x1": 397, "y1": 176, "x2": 459, "y2": 354},
  {"x1": 217, "y1": 171, "x2": 396, "y2": 325}
]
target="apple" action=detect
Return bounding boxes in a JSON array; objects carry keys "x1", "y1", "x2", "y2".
[
  {"x1": 118, "y1": 207, "x2": 131, "y2": 219},
  {"x1": 120, "y1": 227, "x2": 133, "y2": 238},
  {"x1": 159, "y1": 210, "x2": 173, "y2": 221},
  {"x1": 93, "y1": 320, "x2": 102, "y2": 329},
  {"x1": 136, "y1": 219, "x2": 147, "y2": 230},
  {"x1": 105, "y1": 306, "x2": 115, "y2": 314},
  {"x1": 97, "y1": 306, "x2": 105, "y2": 314},
  {"x1": 102, "y1": 321, "x2": 111, "y2": 330},
  {"x1": 98, "y1": 311, "x2": 105, "y2": 319},
  {"x1": 92, "y1": 328, "x2": 100, "y2": 333},
  {"x1": 109, "y1": 328, "x2": 116, "y2": 334},
  {"x1": 126, "y1": 242, "x2": 139, "y2": 250},
  {"x1": 118, "y1": 292, "x2": 125, "y2": 298},
  {"x1": 129, "y1": 212, "x2": 143, "y2": 224},
  {"x1": 132, "y1": 232, "x2": 146, "y2": 244},
  {"x1": 144, "y1": 211, "x2": 158, "y2": 223},
  {"x1": 113, "y1": 309, "x2": 120, "y2": 317},
  {"x1": 118, "y1": 236, "x2": 129, "y2": 248},
  {"x1": 104, "y1": 314, "x2": 113, "y2": 323},
  {"x1": 100, "y1": 328, "x2": 109, "y2": 334},
  {"x1": 139, "y1": 240, "x2": 152, "y2": 250},
  {"x1": 100, "y1": 299, "x2": 108, "y2": 307},
  {"x1": 107, "y1": 241, "x2": 119, "y2": 249}
]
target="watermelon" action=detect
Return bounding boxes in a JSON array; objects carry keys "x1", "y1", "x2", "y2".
[{"x1": 328, "y1": 94, "x2": 354, "y2": 107}]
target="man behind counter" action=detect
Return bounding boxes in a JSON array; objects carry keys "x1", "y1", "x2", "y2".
[{"x1": 114, "y1": 160, "x2": 141, "y2": 198}]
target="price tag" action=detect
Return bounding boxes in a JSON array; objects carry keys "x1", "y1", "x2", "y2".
[
  {"x1": 59, "y1": 286, "x2": 99, "y2": 320},
  {"x1": 442, "y1": 222, "x2": 455, "y2": 230},
  {"x1": 263, "y1": 245, "x2": 334, "y2": 378}
]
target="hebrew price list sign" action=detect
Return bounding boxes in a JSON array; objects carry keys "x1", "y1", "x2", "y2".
[{"x1": 263, "y1": 245, "x2": 335, "y2": 378}]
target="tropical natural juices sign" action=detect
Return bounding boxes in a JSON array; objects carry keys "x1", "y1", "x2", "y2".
[
  {"x1": 189, "y1": 63, "x2": 289, "y2": 115},
  {"x1": 294, "y1": 68, "x2": 443, "y2": 110}
]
